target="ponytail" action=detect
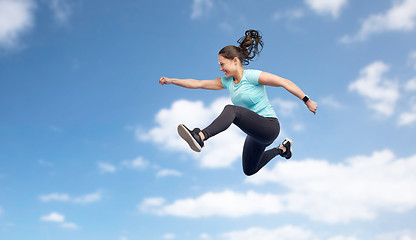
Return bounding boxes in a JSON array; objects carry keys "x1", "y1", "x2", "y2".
[{"x1": 219, "y1": 29, "x2": 264, "y2": 66}]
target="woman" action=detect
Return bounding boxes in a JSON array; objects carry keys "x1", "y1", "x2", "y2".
[{"x1": 159, "y1": 30, "x2": 317, "y2": 176}]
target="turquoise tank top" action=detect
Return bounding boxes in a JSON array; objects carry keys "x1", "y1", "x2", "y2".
[{"x1": 221, "y1": 69, "x2": 277, "y2": 118}]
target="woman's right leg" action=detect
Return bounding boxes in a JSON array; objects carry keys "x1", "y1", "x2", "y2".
[
  {"x1": 201, "y1": 104, "x2": 238, "y2": 141},
  {"x1": 201, "y1": 104, "x2": 279, "y2": 143}
]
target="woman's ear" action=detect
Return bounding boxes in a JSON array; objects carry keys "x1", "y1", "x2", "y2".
[{"x1": 233, "y1": 57, "x2": 239, "y2": 65}]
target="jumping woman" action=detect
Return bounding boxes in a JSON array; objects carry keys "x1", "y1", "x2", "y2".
[{"x1": 159, "y1": 29, "x2": 318, "y2": 176}]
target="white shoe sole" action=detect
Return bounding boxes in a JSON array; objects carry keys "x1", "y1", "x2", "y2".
[{"x1": 177, "y1": 124, "x2": 202, "y2": 152}]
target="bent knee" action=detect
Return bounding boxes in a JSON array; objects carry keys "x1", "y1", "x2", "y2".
[
  {"x1": 223, "y1": 104, "x2": 235, "y2": 111},
  {"x1": 243, "y1": 168, "x2": 257, "y2": 176}
]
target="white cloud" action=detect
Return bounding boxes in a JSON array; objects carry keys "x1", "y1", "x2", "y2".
[
  {"x1": 39, "y1": 193, "x2": 70, "y2": 202},
  {"x1": 0, "y1": 0, "x2": 36, "y2": 50},
  {"x1": 219, "y1": 226, "x2": 358, "y2": 240},
  {"x1": 139, "y1": 197, "x2": 165, "y2": 211},
  {"x1": 138, "y1": 98, "x2": 246, "y2": 168},
  {"x1": 271, "y1": 98, "x2": 300, "y2": 117},
  {"x1": 292, "y1": 123, "x2": 305, "y2": 132},
  {"x1": 328, "y1": 237, "x2": 357, "y2": 240},
  {"x1": 163, "y1": 233, "x2": 176, "y2": 239},
  {"x1": 98, "y1": 162, "x2": 117, "y2": 173},
  {"x1": 408, "y1": 51, "x2": 416, "y2": 69},
  {"x1": 349, "y1": 61, "x2": 399, "y2": 116},
  {"x1": 156, "y1": 169, "x2": 182, "y2": 178},
  {"x1": 272, "y1": 9, "x2": 305, "y2": 22},
  {"x1": 221, "y1": 225, "x2": 316, "y2": 240},
  {"x1": 40, "y1": 212, "x2": 79, "y2": 229},
  {"x1": 320, "y1": 95, "x2": 342, "y2": 109},
  {"x1": 199, "y1": 233, "x2": 211, "y2": 239},
  {"x1": 39, "y1": 191, "x2": 102, "y2": 204},
  {"x1": 122, "y1": 157, "x2": 148, "y2": 169},
  {"x1": 304, "y1": 0, "x2": 348, "y2": 18},
  {"x1": 405, "y1": 77, "x2": 416, "y2": 91},
  {"x1": 219, "y1": 22, "x2": 233, "y2": 32},
  {"x1": 139, "y1": 190, "x2": 284, "y2": 218},
  {"x1": 39, "y1": 159, "x2": 53, "y2": 166},
  {"x1": 40, "y1": 212, "x2": 65, "y2": 222},
  {"x1": 341, "y1": 0, "x2": 416, "y2": 43},
  {"x1": 98, "y1": 156, "x2": 150, "y2": 173},
  {"x1": 47, "y1": 0, "x2": 71, "y2": 23},
  {"x1": 247, "y1": 149, "x2": 416, "y2": 223},
  {"x1": 377, "y1": 230, "x2": 416, "y2": 240},
  {"x1": 60, "y1": 222, "x2": 79, "y2": 229},
  {"x1": 141, "y1": 149, "x2": 416, "y2": 223},
  {"x1": 72, "y1": 192, "x2": 102, "y2": 204},
  {"x1": 191, "y1": 0, "x2": 213, "y2": 19},
  {"x1": 398, "y1": 97, "x2": 416, "y2": 126}
]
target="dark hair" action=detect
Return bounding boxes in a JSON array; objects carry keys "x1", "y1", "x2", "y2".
[{"x1": 219, "y1": 29, "x2": 264, "y2": 65}]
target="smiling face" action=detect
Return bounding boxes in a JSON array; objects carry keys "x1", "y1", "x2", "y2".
[{"x1": 218, "y1": 55, "x2": 240, "y2": 79}]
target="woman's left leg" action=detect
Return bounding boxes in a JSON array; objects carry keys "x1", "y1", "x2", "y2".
[
  {"x1": 242, "y1": 136, "x2": 282, "y2": 176},
  {"x1": 227, "y1": 109, "x2": 281, "y2": 176}
]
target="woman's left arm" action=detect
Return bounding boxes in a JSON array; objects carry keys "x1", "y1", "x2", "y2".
[{"x1": 259, "y1": 71, "x2": 318, "y2": 114}]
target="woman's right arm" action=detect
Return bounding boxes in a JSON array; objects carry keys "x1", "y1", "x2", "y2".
[{"x1": 159, "y1": 77, "x2": 224, "y2": 90}]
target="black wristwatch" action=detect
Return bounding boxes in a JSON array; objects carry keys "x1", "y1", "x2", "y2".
[{"x1": 302, "y1": 95, "x2": 310, "y2": 103}]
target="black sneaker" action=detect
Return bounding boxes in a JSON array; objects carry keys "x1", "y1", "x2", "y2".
[
  {"x1": 280, "y1": 138, "x2": 293, "y2": 159},
  {"x1": 177, "y1": 124, "x2": 204, "y2": 152}
]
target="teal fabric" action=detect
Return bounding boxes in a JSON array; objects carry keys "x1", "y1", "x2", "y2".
[{"x1": 221, "y1": 69, "x2": 277, "y2": 118}]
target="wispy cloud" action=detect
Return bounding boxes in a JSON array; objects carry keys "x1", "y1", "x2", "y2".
[
  {"x1": 221, "y1": 225, "x2": 316, "y2": 240},
  {"x1": 219, "y1": 22, "x2": 233, "y2": 33},
  {"x1": 349, "y1": 61, "x2": 399, "y2": 116},
  {"x1": 341, "y1": 0, "x2": 416, "y2": 43},
  {"x1": 271, "y1": 98, "x2": 300, "y2": 117},
  {"x1": 271, "y1": 98, "x2": 306, "y2": 132},
  {"x1": 39, "y1": 191, "x2": 102, "y2": 204},
  {"x1": 98, "y1": 162, "x2": 117, "y2": 174},
  {"x1": 408, "y1": 50, "x2": 416, "y2": 70},
  {"x1": 0, "y1": 0, "x2": 36, "y2": 50},
  {"x1": 140, "y1": 149, "x2": 416, "y2": 223},
  {"x1": 139, "y1": 190, "x2": 284, "y2": 218},
  {"x1": 319, "y1": 95, "x2": 342, "y2": 109},
  {"x1": 40, "y1": 212, "x2": 79, "y2": 229},
  {"x1": 138, "y1": 97, "x2": 246, "y2": 168},
  {"x1": 38, "y1": 159, "x2": 54, "y2": 167},
  {"x1": 47, "y1": 0, "x2": 71, "y2": 24},
  {"x1": 398, "y1": 96, "x2": 416, "y2": 126},
  {"x1": 405, "y1": 77, "x2": 416, "y2": 91},
  {"x1": 156, "y1": 169, "x2": 182, "y2": 178},
  {"x1": 191, "y1": 0, "x2": 213, "y2": 19},
  {"x1": 199, "y1": 233, "x2": 211, "y2": 239},
  {"x1": 98, "y1": 156, "x2": 150, "y2": 174},
  {"x1": 376, "y1": 230, "x2": 416, "y2": 240},
  {"x1": 60, "y1": 222, "x2": 80, "y2": 229},
  {"x1": 211, "y1": 225, "x2": 358, "y2": 240},
  {"x1": 163, "y1": 233, "x2": 176, "y2": 239},
  {"x1": 40, "y1": 212, "x2": 65, "y2": 222},
  {"x1": 304, "y1": 0, "x2": 348, "y2": 18},
  {"x1": 272, "y1": 9, "x2": 305, "y2": 22},
  {"x1": 121, "y1": 157, "x2": 148, "y2": 170}
]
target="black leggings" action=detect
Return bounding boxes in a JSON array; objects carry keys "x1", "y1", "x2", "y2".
[{"x1": 201, "y1": 105, "x2": 281, "y2": 176}]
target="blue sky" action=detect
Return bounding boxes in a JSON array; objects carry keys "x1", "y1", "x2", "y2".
[{"x1": 1, "y1": 0, "x2": 416, "y2": 239}]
